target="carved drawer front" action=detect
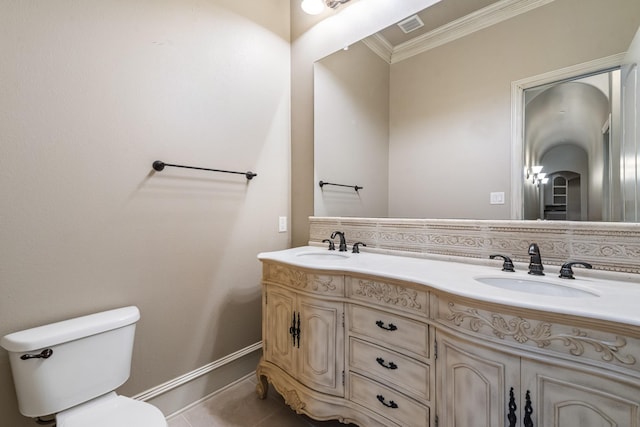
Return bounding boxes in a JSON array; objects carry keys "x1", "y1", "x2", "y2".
[
  {"x1": 436, "y1": 298, "x2": 640, "y2": 374},
  {"x1": 347, "y1": 277, "x2": 429, "y2": 317},
  {"x1": 349, "y1": 305, "x2": 430, "y2": 358},
  {"x1": 349, "y1": 372, "x2": 429, "y2": 427},
  {"x1": 263, "y1": 263, "x2": 344, "y2": 296},
  {"x1": 349, "y1": 337, "x2": 430, "y2": 402}
]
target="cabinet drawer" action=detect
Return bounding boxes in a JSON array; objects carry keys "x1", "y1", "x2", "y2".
[
  {"x1": 349, "y1": 305, "x2": 430, "y2": 358},
  {"x1": 349, "y1": 372, "x2": 429, "y2": 427},
  {"x1": 349, "y1": 338, "x2": 430, "y2": 401}
]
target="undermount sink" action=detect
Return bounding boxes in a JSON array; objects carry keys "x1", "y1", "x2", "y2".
[
  {"x1": 474, "y1": 276, "x2": 599, "y2": 297},
  {"x1": 295, "y1": 251, "x2": 350, "y2": 261}
]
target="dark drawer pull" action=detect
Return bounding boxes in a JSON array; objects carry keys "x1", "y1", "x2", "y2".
[
  {"x1": 376, "y1": 357, "x2": 398, "y2": 370},
  {"x1": 375, "y1": 320, "x2": 398, "y2": 331},
  {"x1": 376, "y1": 394, "x2": 398, "y2": 409}
]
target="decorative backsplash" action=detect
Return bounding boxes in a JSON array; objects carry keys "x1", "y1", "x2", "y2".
[{"x1": 309, "y1": 217, "x2": 640, "y2": 275}]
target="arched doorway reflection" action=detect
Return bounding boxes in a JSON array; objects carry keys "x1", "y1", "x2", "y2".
[{"x1": 523, "y1": 70, "x2": 615, "y2": 221}]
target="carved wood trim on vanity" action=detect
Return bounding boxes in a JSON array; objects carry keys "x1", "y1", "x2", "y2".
[
  {"x1": 347, "y1": 275, "x2": 429, "y2": 318},
  {"x1": 434, "y1": 295, "x2": 640, "y2": 376},
  {"x1": 264, "y1": 262, "x2": 345, "y2": 296}
]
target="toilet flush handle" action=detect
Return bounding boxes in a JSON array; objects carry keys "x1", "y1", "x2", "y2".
[{"x1": 20, "y1": 348, "x2": 53, "y2": 360}]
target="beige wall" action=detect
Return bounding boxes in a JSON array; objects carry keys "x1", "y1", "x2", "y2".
[
  {"x1": 291, "y1": 0, "x2": 441, "y2": 246},
  {"x1": 388, "y1": 0, "x2": 640, "y2": 219},
  {"x1": 0, "y1": 1, "x2": 289, "y2": 425},
  {"x1": 314, "y1": 42, "x2": 390, "y2": 217}
]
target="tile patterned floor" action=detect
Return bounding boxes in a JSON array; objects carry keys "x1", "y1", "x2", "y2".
[{"x1": 166, "y1": 375, "x2": 358, "y2": 427}]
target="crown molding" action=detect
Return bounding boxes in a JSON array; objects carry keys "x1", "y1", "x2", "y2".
[
  {"x1": 365, "y1": 0, "x2": 556, "y2": 64},
  {"x1": 362, "y1": 33, "x2": 394, "y2": 64}
]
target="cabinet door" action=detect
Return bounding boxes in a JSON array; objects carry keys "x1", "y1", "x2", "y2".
[
  {"x1": 297, "y1": 296, "x2": 344, "y2": 396},
  {"x1": 263, "y1": 286, "x2": 295, "y2": 373},
  {"x1": 437, "y1": 332, "x2": 520, "y2": 427},
  {"x1": 523, "y1": 360, "x2": 640, "y2": 427}
]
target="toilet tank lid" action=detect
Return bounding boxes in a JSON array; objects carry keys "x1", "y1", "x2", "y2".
[{"x1": 0, "y1": 306, "x2": 140, "y2": 352}]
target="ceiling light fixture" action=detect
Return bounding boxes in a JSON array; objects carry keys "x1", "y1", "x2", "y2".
[{"x1": 301, "y1": 0, "x2": 352, "y2": 15}]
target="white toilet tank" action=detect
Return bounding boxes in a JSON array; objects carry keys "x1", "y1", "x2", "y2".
[{"x1": 0, "y1": 306, "x2": 140, "y2": 417}]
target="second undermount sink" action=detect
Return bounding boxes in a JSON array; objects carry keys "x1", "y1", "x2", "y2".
[
  {"x1": 295, "y1": 251, "x2": 350, "y2": 261},
  {"x1": 475, "y1": 276, "x2": 599, "y2": 297}
]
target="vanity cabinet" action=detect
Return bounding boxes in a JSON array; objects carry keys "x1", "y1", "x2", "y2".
[
  {"x1": 435, "y1": 297, "x2": 640, "y2": 427},
  {"x1": 523, "y1": 359, "x2": 640, "y2": 427},
  {"x1": 257, "y1": 255, "x2": 640, "y2": 427},
  {"x1": 345, "y1": 276, "x2": 434, "y2": 427},
  {"x1": 262, "y1": 285, "x2": 344, "y2": 396},
  {"x1": 437, "y1": 331, "x2": 520, "y2": 427},
  {"x1": 437, "y1": 330, "x2": 640, "y2": 427},
  {"x1": 257, "y1": 262, "x2": 434, "y2": 427},
  {"x1": 257, "y1": 262, "x2": 345, "y2": 402}
]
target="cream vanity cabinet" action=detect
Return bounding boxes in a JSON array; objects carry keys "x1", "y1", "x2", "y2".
[
  {"x1": 257, "y1": 261, "x2": 435, "y2": 427},
  {"x1": 435, "y1": 296, "x2": 640, "y2": 427},
  {"x1": 345, "y1": 275, "x2": 433, "y2": 427},
  {"x1": 437, "y1": 331, "x2": 520, "y2": 426},
  {"x1": 257, "y1": 256, "x2": 640, "y2": 427},
  {"x1": 257, "y1": 262, "x2": 345, "y2": 405}
]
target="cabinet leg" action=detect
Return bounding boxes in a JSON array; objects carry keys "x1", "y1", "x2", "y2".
[{"x1": 256, "y1": 373, "x2": 269, "y2": 399}]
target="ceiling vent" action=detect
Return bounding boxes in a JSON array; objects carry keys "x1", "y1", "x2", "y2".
[{"x1": 397, "y1": 15, "x2": 424, "y2": 34}]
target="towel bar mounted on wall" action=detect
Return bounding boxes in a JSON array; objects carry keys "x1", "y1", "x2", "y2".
[
  {"x1": 319, "y1": 180, "x2": 362, "y2": 192},
  {"x1": 152, "y1": 160, "x2": 257, "y2": 180}
]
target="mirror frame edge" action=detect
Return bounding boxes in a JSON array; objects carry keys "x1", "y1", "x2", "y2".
[{"x1": 510, "y1": 52, "x2": 627, "y2": 220}]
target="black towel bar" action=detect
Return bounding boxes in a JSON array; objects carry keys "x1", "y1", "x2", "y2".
[
  {"x1": 152, "y1": 160, "x2": 257, "y2": 180},
  {"x1": 319, "y1": 180, "x2": 362, "y2": 192}
]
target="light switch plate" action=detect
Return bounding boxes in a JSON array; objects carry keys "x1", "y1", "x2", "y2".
[
  {"x1": 278, "y1": 216, "x2": 287, "y2": 232},
  {"x1": 490, "y1": 192, "x2": 505, "y2": 205}
]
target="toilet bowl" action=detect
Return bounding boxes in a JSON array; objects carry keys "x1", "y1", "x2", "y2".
[
  {"x1": 56, "y1": 393, "x2": 166, "y2": 427},
  {"x1": 0, "y1": 306, "x2": 167, "y2": 427}
]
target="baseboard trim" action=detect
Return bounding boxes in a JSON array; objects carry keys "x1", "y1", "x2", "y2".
[
  {"x1": 165, "y1": 371, "x2": 257, "y2": 420},
  {"x1": 133, "y1": 341, "x2": 262, "y2": 405}
]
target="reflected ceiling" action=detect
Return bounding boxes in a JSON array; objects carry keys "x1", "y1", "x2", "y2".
[
  {"x1": 525, "y1": 73, "x2": 613, "y2": 161},
  {"x1": 375, "y1": 0, "x2": 501, "y2": 47}
]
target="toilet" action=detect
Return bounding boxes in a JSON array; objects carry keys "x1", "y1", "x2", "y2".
[{"x1": 0, "y1": 306, "x2": 167, "y2": 427}]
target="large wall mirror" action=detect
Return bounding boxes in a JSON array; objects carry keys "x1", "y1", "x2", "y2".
[{"x1": 314, "y1": 0, "x2": 640, "y2": 221}]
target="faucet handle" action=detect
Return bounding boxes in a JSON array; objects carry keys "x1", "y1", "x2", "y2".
[
  {"x1": 352, "y1": 242, "x2": 367, "y2": 253},
  {"x1": 489, "y1": 254, "x2": 515, "y2": 272},
  {"x1": 322, "y1": 239, "x2": 335, "y2": 251},
  {"x1": 559, "y1": 261, "x2": 593, "y2": 279}
]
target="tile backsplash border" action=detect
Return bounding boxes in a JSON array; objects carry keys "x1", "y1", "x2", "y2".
[{"x1": 309, "y1": 217, "x2": 640, "y2": 275}]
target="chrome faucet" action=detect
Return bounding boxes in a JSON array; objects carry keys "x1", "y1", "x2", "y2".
[
  {"x1": 527, "y1": 243, "x2": 544, "y2": 276},
  {"x1": 331, "y1": 231, "x2": 347, "y2": 252}
]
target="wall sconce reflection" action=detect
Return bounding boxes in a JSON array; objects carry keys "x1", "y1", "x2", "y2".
[{"x1": 526, "y1": 165, "x2": 549, "y2": 186}]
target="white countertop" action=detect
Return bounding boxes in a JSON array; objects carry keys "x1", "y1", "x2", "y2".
[{"x1": 258, "y1": 246, "x2": 640, "y2": 328}]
